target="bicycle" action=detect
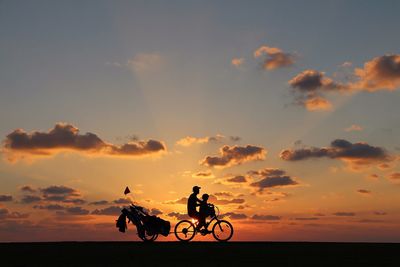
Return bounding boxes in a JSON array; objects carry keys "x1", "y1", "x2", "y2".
[{"x1": 174, "y1": 204, "x2": 234, "y2": 242}]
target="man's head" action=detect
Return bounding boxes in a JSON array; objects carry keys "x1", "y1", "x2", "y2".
[
  {"x1": 192, "y1": 186, "x2": 201, "y2": 194},
  {"x1": 202, "y1": 194, "x2": 209, "y2": 201}
]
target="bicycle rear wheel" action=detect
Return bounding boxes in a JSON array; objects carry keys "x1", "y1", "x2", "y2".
[
  {"x1": 212, "y1": 220, "x2": 233, "y2": 242},
  {"x1": 174, "y1": 220, "x2": 196, "y2": 242}
]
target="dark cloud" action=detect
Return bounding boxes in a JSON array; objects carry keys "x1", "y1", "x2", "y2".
[
  {"x1": 57, "y1": 206, "x2": 90, "y2": 216},
  {"x1": 0, "y1": 195, "x2": 13, "y2": 202},
  {"x1": 40, "y1": 185, "x2": 85, "y2": 204},
  {"x1": 0, "y1": 208, "x2": 29, "y2": 219},
  {"x1": 280, "y1": 139, "x2": 392, "y2": 168},
  {"x1": 333, "y1": 212, "x2": 356, "y2": 217},
  {"x1": 150, "y1": 208, "x2": 163, "y2": 216},
  {"x1": 221, "y1": 212, "x2": 247, "y2": 220},
  {"x1": 226, "y1": 175, "x2": 247, "y2": 183},
  {"x1": 167, "y1": 212, "x2": 189, "y2": 220},
  {"x1": 164, "y1": 197, "x2": 188, "y2": 205},
  {"x1": 373, "y1": 211, "x2": 387, "y2": 216},
  {"x1": 20, "y1": 185, "x2": 36, "y2": 193},
  {"x1": 251, "y1": 214, "x2": 281, "y2": 220},
  {"x1": 92, "y1": 206, "x2": 122, "y2": 216},
  {"x1": 388, "y1": 172, "x2": 400, "y2": 180},
  {"x1": 20, "y1": 195, "x2": 42, "y2": 204},
  {"x1": 3, "y1": 123, "x2": 166, "y2": 160},
  {"x1": 33, "y1": 204, "x2": 65, "y2": 211},
  {"x1": 191, "y1": 171, "x2": 214, "y2": 178},
  {"x1": 357, "y1": 189, "x2": 371, "y2": 195},
  {"x1": 254, "y1": 46, "x2": 295, "y2": 70},
  {"x1": 89, "y1": 200, "x2": 109, "y2": 205},
  {"x1": 208, "y1": 195, "x2": 245, "y2": 205},
  {"x1": 113, "y1": 198, "x2": 131, "y2": 204},
  {"x1": 41, "y1": 185, "x2": 79, "y2": 196},
  {"x1": 201, "y1": 145, "x2": 266, "y2": 168},
  {"x1": 249, "y1": 168, "x2": 299, "y2": 191},
  {"x1": 293, "y1": 217, "x2": 319, "y2": 221}
]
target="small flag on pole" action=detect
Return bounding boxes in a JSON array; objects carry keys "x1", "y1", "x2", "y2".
[{"x1": 124, "y1": 186, "x2": 131, "y2": 195}]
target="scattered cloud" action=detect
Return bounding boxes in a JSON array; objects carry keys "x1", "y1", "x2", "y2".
[
  {"x1": 191, "y1": 171, "x2": 215, "y2": 179},
  {"x1": 221, "y1": 212, "x2": 247, "y2": 220},
  {"x1": 357, "y1": 189, "x2": 372, "y2": 195},
  {"x1": 280, "y1": 139, "x2": 392, "y2": 169},
  {"x1": 150, "y1": 208, "x2": 163, "y2": 216},
  {"x1": 288, "y1": 70, "x2": 347, "y2": 111},
  {"x1": 249, "y1": 168, "x2": 299, "y2": 191},
  {"x1": 345, "y1": 125, "x2": 363, "y2": 132},
  {"x1": 333, "y1": 212, "x2": 356, "y2": 217},
  {"x1": 226, "y1": 175, "x2": 247, "y2": 183},
  {"x1": 351, "y1": 54, "x2": 400, "y2": 91},
  {"x1": 89, "y1": 200, "x2": 109, "y2": 206},
  {"x1": 0, "y1": 208, "x2": 29, "y2": 219},
  {"x1": 254, "y1": 45, "x2": 295, "y2": 70},
  {"x1": 176, "y1": 134, "x2": 225, "y2": 146},
  {"x1": 251, "y1": 214, "x2": 281, "y2": 220},
  {"x1": 3, "y1": 123, "x2": 166, "y2": 161},
  {"x1": 0, "y1": 195, "x2": 13, "y2": 202},
  {"x1": 164, "y1": 197, "x2": 188, "y2": 205},
  {"x1": 20, "y1": 195, "x2": 42, "y2": 204},
  {"x1": 33, "y1": 204, "x2": 65, "y2": 211},
  {"x1": 91, "y1": 206, "x2": 122, "y2": 216},
  {"x1": 201, "y1": 145, "x2": 266, "y2": 168},
  {"x1": 388, "y1": 172, "x2": 400, "y2": 181},
  {"x1": 293, "y1": 217, "x2": 319, "y2": 221},
  {"x1": 231, "y1": 58, "x2": 244, "y2": 68},
  {"x1": 57, "y1": 207, "x2": 90, "y2": 216},
  {"x1": 373, "y1": 211, "x2": 387, "y2": 216},
  {"x1": 20, "y1": 185, "x2": 36, "y2": 193},
  {"x1": 167, "y1": 212, "x2": 189, "y2": 220},
  {"x1": 113, "y1": 198, "x2": 131, "y2": 204}
]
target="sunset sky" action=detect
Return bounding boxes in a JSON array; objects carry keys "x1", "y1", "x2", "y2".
[{"x1": 1, "y1": 1, "x2": 400, "y2": 242}]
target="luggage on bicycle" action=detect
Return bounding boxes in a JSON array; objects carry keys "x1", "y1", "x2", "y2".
[
  {"x1": 143, "y1": 215, "x2": 171, "y2": 236},
  {"x1": 116, "y1": 213, "x2": 127, "y2": 233}
]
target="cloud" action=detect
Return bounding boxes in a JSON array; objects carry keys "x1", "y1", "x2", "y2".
[
  {"x1": 226, "y1": 175, "x2": 247, "y2": 183},
  {"x1": 208, "y1": 195, "x2": 245, "y2": 205},
  {"x1": 89, "y1": 200, "x2": 109, "y2": 205},
  {"x1": 20, "y1": 185, "x2": 36, "y2": 193},
  {"x1": 231, "y1": 58, "x2": 244, "y2": 68},
  {"x1": 373, "y1": 211, "x2": 387, "y2": 216},
  {"x1": 388, "y1": 172, "x2": 400, "y2": 181},
  {"x1": 251, "y1": 214, "x2": 281, "y2": 220},
  {"x1": 164, "y1": 197, "x2": 188, "y2": 205},
  {"x1": 176, "y1": 134, "x2": 225, "y2": 146},
  {"x1": 3, "y1": 123, "x2": 166, "y2": 161},
  {"x1": 345, "y1": 125, "x2": 363, "y2": 132},
  {"x1": 201, "y1": 145, "x2": 266, "y2": 168},
  {"x1": 33, "y1": 204, "x2": 65, "y2": 211},
  {"x1": 280, "y1": 139, "x2": 392, "y2": 169},
  {"x1": 191, "y1": 171, "x2": 215, "y2": 179},
  {"x1": 150, "y1": 208, "x2": 163, "y2": 216},
  {"x1": 213, "y1": 192, "x2": 235, "y2": 198},
  {"x1": 333, "y1": 212, "x2": 356, "y2": 216},
  {"x1": 293, "y1": 217, "x2": 319, "y2": 221},
  {"x1": 40, "y1": 185, "x2": 86, "y2": 204},
  {"x1": 254, "y1": 45, "x2": 295, "y2": 70},
  {"x1": 249, "y1": 168, "x2": 299, "y2": 191},
  {"x1": 113, "y1": 198, "x2": 131, "y2": 204},
  {"x1": 20, "y1": 195, "x2": 42, "y2": 204},
  {"x1": 0, "y1": 195, "x2": 13, "y2": 202},
  {"x1": 57, "y1": 206, "x2": 90, "y2": 216},
  {"x1": 288, "y1": 55, "x2": 400, "y2": 111},
  {"x1": 0, "y1": 208, "x2": 29, "y2": 219},
  {"x1": 91, "y1": 206, "x2": 122, "y2": 216},
  {"x1": 288, "y1": 70, "x2": 347, "y2": 111},
  {"x1": 357, "y1": 189, "x2": 371, "y2": 195},
  {"x1": 351, "y1": 54, "x2": 400, "y2": 91},
  {"x1": 167, "y1": 212, "x2": 189, "y2": 221},
  {"x1": 221, "y1": 212, "x2": 247, "y2": 220}
]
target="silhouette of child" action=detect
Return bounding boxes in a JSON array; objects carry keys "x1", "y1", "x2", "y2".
[{"x1": 198, "y1": 194, "x2": 211, "y2": 233}]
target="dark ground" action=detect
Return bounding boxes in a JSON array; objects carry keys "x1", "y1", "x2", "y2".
[{"x1": 1, "y1": 242, "x2": 399, "y2": 267}]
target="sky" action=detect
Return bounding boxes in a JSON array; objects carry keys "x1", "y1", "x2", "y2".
[{"x1": 1, "y1": 0, "x2": 400, "y2": 242}]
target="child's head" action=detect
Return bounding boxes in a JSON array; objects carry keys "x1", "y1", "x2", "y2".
[{"x1": 202, "y1": 194, "x2": 209, "y2": 201}]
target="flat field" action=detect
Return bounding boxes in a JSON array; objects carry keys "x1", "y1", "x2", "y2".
[{"x1": 1, "y1": 242, "x2": 399, "y2": 267}]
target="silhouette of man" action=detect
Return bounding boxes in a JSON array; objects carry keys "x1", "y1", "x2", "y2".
[{"x1": 187, "y1": 186, "x2": 202, "y2": 223}]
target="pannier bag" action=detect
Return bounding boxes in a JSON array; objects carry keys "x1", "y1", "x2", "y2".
[
  {"x1": 116, "y1": 213, "x2": 127, "y2": 233},
  {"x1": 143, "y1": 215, "x2": 171, "y2": 236}
]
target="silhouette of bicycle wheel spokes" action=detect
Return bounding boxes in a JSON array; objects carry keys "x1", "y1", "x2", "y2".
[
  {"x1": 174, "y1": 220, "x2": 196, "y2": 242},
  {"x1": 212, "y1": 220, "x2": 233, "y2": 242}
]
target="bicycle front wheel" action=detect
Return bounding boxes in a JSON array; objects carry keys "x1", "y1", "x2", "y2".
[
  {"x1": 212, "y1": 220, "x2": 233, "y2": 242},
  {"x1": 174, "y1": 220, "x2": 196, "y2": 242}
]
